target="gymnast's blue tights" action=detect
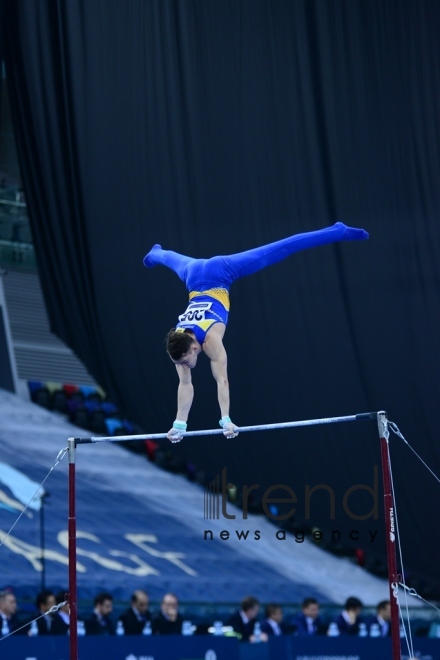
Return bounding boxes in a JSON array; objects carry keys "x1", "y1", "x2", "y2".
[{"x1": 143, "y1": 222, "x2": 368, "y2": 291}]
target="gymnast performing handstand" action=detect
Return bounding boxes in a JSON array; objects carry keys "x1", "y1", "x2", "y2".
[{"x1": 143, "y1": 222, "x2": 368, "y2": 442}]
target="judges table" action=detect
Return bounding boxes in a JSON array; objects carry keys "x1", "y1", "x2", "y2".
[
  {"x1": 1, "y1": 635, "x2": 438, "y2": 660},
  {"x1": 248, "y1": 635, "x2": 438, "y2": 660}
]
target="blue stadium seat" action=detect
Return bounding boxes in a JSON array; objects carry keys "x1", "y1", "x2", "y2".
[
  {"x1": 121, "y1": 420, "x2": 134, "y2": 433},
  {"x1": 28, "y1": 380, "x2": 44, "y2": 395},
  {"x1": 84, "y1": 401, "x2": 100, "y2": 414},
  {"x1": 101, "y1": 401, "x2": 119, "y2": 416},
  {"x1": 104, "y1": 418, "x2": 124, "y2": 435},
  {"x1": 27, "y1": 380, "x2": 51, "y2": 409},
  {"x1": 80, "y1": 385, "x2": 98, "y2": 399}
]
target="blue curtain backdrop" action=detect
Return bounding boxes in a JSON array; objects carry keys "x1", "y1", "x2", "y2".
[{"x1": 2, "y1": 0, "x2": 440, "y2": 595}]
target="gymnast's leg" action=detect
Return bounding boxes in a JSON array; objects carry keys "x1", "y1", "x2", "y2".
[
  {"x1": 144, "y1": 222, "x2": 368, "y2": 288},
  {"x1": 143, "y1": 244, "x2": 197, "y2": 283},
  {"x1": 199, "y1": 222, "x2": 368, "y2": 285}
]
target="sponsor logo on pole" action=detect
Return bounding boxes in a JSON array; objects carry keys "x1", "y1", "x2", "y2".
[{"x1": 389, "y1": 507, "x2": 395, "y2": 542}]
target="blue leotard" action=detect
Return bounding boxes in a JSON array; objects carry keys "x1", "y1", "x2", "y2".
[{"x1": 175, "y1": 288, "x2": 229, "y2": 344}]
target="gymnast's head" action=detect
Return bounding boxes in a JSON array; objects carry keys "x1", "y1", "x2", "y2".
[{"x1": 166, "y1": 328, "x2": 200, "y2": 368}]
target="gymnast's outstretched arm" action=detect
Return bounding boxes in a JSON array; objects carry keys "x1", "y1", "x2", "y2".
[
  {"x1": 167, "y1": 365, "x2": 194, "y2": 442},
  {"x1": 204, "y1": 328, "x2": 239, "y2": 439}
]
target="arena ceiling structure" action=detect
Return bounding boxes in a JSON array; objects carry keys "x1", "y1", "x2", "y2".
[{"x1": 1, "y1": 1, "x2": 439, "y2": 596}]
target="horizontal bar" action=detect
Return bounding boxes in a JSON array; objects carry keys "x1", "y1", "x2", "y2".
[{"x1": 73, "y1": 411, "x2": 380, "y2": 445}]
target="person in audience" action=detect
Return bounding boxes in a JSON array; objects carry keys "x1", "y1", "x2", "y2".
[
  {"x1": 152, "y1": 592, "x2": 183, "y2": 635},
  {"x1": 31, "y1": 590, "x2": 58, "y2": 635},
  {"x1": 332, "y1": 596, "x2": 363, "y2": 635},
  {"x1": 226, "y1": 595, "x2": 267, "y2": 642},
  {"x1": 52, "y1": 591, "x2": 70, "y2": 635},
  {"x1": 0, "y1": 590, "x2": 20, "y2": 637},
  {"x1": 366, "y1": 600, "x2": 391, "y2": 637},
  {"x1": 261, "y1": 603, "x2": 286, "y2": 636},
  {"x1": 292, "y1": 597, "x2": 323, "y2": 635},
  {"x1": 119, "y1": 589, "x2": 152, "y2": 635},
  {"x1": 85, "y1": 592, "x2": 115, "y2": 635}
]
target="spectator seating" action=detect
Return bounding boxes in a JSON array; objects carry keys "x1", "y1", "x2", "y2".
[{"x1": 27, "y1": 380, "x2": 139, "y2": 440}]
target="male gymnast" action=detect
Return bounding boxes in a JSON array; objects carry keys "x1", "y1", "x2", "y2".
[{"x1": 143, "y1": 222, "x2": 368, "y2": 442}]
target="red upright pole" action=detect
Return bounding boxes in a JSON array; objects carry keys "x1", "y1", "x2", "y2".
[
  {"x1": 377, "y1": 412, "x2": 401, "y2": 660},
  {"x1": 68, "y1": 438, "x2": 78, "y2": 660}
]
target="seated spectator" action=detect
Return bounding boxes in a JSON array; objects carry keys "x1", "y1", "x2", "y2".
[
  {"x1": 85, "y1": 592, "x2": 114, "y2": 636},
  {"x1": 152, "y1": 593, "x2": 183, "y2": 635},
  {"x1": 52, "y1": 591, "x2": 70, "y2": 635},
  {"x1": 226, "y1": 595, "x2": 264, "y2": 642},
  {"x1": 261, "y1": 603, "x2": 286, "y2": 636},
  {"x1": 366, "y1": 600, "x2": 391, "y2": 637},
  {"x1": 32, "y1": 590, "x2": 58, "y2": 635},
  {"x1": 119, "y1": 589, "x2": 152, "y2": 635},
  {"x1": 292, "y1": 597, "x2": 323, "y2": 635},
  {"x1": 331, "y1": 596, "x2": 363, "y2": 635},
  {"x1": 0, "y1": 590, "x2": 20, "y2": 637}
]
